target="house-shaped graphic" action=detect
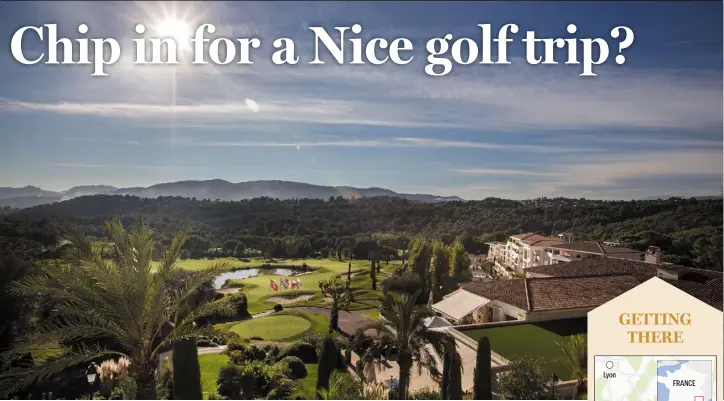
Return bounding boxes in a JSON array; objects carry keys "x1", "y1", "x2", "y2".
[{"x1": 588, "y1": 277, "x2": 723, "y2": 400}]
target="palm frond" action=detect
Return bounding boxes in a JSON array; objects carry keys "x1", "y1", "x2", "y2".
[{"x1": 0, "y1": 344, "x2": 123, "y2": 398}]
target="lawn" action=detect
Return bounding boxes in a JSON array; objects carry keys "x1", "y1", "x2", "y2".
[
  {"x1": 295, "y1": 363, "x2": 319, "y2": 395},
  {"x1": 216, "y1": 309, "x2": 331, "y2": 341},
  {"x1": 461, "y1": 318, "x2": 587, "y2": 380},
  {"x1": 198, "y1": 353, "x2": 230, "y2": 399},
  {"x1": 228, "y1": 315, "x2": 312, "y2": 340},
  {"x1": 360, "y1": 309, "x2": 380, "y2": 321}
]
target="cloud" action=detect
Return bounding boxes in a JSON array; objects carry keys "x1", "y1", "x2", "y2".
[
  {"x1": 452, "y1": 168, "x2": 562, "y2": 177},
  {"x1": 49, "y1": 162, "x2": 178, "y2": 170},
  {"x1": 449, "y1": 149, "x2": 722, "y2": 199},
  {"x1": 3, "y1": 54, "x2": 721, "y2": 132},
  {"x1": 195, "y1": 137, "x2": 592, "y2": 153}
]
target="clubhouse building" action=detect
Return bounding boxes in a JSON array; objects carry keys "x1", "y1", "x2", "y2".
[{"x1": 432, "y1": 257, "x2": 723, "y2": 325}]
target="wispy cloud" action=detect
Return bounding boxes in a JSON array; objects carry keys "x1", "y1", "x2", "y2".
[
  {"x1": 2, "y1": 59, "x2": 721, "y2": 132},
  {"x1": 452, "y1": 168, "x2": 562, "y2": 177},
  {"x1": 195, "y1": 137, "x2": 592, "y2": 153},
  {"x1": 450, "y1": 149, "x2": 722, "y2": 198},
  {"x1": 49, "y1": 162, "x2": 178, "y2": 170}
]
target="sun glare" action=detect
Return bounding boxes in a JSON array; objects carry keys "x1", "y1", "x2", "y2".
[{"x1": 156, "y1": 18, "x2": 192, "y2": 50}]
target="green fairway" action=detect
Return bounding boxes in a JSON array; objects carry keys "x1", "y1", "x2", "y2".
[
  {"x1": 219, "y1": 258, "x2": 398, "y2": 314},
  {"x1": 461, "y1": 318, "x2": 587, "y2": 380},
  {"x1": 228, "y1": 315, "x2": 312, "y2": 340},
  {"x1": 198, "y1": 353, "x2": 230, "y2": 399}
]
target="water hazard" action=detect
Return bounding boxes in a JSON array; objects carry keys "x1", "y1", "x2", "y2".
[{"x1": 213, "y1": 268, "x2": 296, "y2": 289}]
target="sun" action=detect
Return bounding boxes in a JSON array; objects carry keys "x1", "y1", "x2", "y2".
[{"x1": 155, "y1": 18, "x2": 192, "y2": 50}]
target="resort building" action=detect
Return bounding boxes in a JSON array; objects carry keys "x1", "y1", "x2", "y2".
[
  {"x1": 486, "y1": 231, "x2": 647, "y2": 273},
  {"x1": 494, "y1": 233, "x2": 566, "y2": 272},
  {"x1": 431, "y1": 258, "x2": 723, "y2": 325},
  {"x1": 544, "y1": 241, "x2": 642, "y2": 264}
]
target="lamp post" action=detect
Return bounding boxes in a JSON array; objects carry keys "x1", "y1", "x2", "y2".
[
  {"x1": 85, "y1": 362, "x2": 98, "y2": 394},
  {"x1": 551, "y1": 373, "x2": 559, "y2": 399}
]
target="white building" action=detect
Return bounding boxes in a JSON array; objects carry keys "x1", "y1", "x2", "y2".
[
  {"x1": 544, "y1": 241, "x2": 642, "y2": 265},
  {"x1": 495, "y1": 233, "x2": 566, "y2": 272},
  {"x1": 487, "y1": 232, "x2": 645, "y2": 273}
]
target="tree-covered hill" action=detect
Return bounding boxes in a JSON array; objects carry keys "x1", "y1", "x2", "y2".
[{"x1": 1, "y1": 195, "x2": 721, "y2": 269}]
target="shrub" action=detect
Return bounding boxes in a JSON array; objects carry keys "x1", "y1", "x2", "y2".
[
  {"x1": 217, "y1": 361, "x2": 294, "y2": 400},
  {"x1": 226, "y1": 341, "x2": 266, "y2": 364},
  {"x1": 498, "y1": 355, "x2": 552, "y2": 400},
  {"x1": 265, "y1": 378, "x2": 297, "y2": 400},
  {"x1": 216, "y1": 364, "x2": 243, "y2": 399},
  {"x1": 110, "y1": 376, "x2": 137, "y2": 400},
  {"x1": 273, "y1": 304, "x2": 284, "y2": 312},
  {"x1": 227, "y1": 293, "x2": 251, "y2": 318},
  {"x1": 298, "y1": 332, "x2": 325, "y2": 353},
  {"x1": 263, "y1": 344, "x2": 284, "y2": 363},
  {"x1": 278, "y1": 356, "x2": 307, "y2": 379},
  {"x1": 225, "y1": 336, "x2": 250, "y2": 353},
  {"x1": 409, "y1": 386, "x2": 441, "y2": 400},
  {"x1": 155, "y1": 358, "x2": 174, "y2": 400},
  {"x1": 282, "y1": 342, "x2": 318, "y2": 363}
]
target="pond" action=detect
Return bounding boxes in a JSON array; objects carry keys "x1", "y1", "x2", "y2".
[{"x1": 213, "y1": 268, "x2": 296, "y2": 289}]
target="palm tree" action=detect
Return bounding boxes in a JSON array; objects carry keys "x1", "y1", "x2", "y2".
[
  {"x1": 0, "y1": 219, "x2": 232, "y2": 399},
  {"x1": 353, "y1": 290, "x2": 457, "y2": 400},
  {"x1": 556, "y1": 334, "x2": 587, "y2": 399}
]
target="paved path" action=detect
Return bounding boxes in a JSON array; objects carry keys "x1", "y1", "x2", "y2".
[{"x1": 290, "y1": 306, "x2": 377, "y2": 337}]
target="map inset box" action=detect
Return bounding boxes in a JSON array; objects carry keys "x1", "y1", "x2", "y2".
[{"x1": 593, "y1": 355, "x2": 716, "y2": 401}]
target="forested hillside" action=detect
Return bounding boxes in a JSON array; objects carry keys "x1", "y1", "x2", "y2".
[{"x1": 1, "y1": 195, "x2": 721, "y2": 269}]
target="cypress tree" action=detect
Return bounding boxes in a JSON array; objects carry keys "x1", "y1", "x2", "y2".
[
  {"x1": 172, "y1": 303, "x2": 202, "y2": 399},
  {"x1": 316, "y1": 335, "x2": 338, "y2": 393},
  {"x1": 473, "y1": 337, "x2": 492, "y2": 400},
  {"x1": 441, "y1": 349, "x2": 451, "y2": 399},
  {"x1": 370, "y1": 258, "x2": 377, "y2": 291},
  {"x1": 447, "y1": 339, "x2": 463, "y2": 400}
]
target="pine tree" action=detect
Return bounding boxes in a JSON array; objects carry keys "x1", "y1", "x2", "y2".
[
  {"x1": 473, "y1": 337, "x2": 492, "y2": 400},
  {"x1": 316, "y1": 335, "x2": 339, "y2": 393}
]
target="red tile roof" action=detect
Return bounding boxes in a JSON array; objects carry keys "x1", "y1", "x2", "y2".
[{"x1": 462, "y1": 258, "x2": 723, "y2": 311}]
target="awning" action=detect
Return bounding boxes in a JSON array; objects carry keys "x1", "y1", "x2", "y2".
[
  {"x1": 423, "y1": 316, "x2": 452, "y2": 328},
  {"x1": 432, "y1": 290, "x2": 491, "y2": 321}
]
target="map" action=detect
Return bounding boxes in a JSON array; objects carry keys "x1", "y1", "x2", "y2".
[{"x1": 594, "y1": 356, "x2": 716, "y2": 401}]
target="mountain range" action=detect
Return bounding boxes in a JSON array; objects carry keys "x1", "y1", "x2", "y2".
[{"x1": 0, "y1": 180, "x2": 464, "y2": 209}]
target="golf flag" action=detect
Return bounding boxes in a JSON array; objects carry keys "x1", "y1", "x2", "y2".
[{"x1": 269, "y1": 280, "x2": 278, "y2": 292}]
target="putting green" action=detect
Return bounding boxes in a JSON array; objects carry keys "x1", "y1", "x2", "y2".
[{"x1": 229, "y1": 315, "x2": 312, "y2": 340}]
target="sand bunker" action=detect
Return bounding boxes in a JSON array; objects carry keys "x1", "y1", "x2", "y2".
[{"x1": 268, "y1": 294, "x2": 314, "y2": 304}]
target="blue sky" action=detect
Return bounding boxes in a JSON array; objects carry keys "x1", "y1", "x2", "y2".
[{"x1": 0, "y1": 1, "x2": 721, "y2": 200}]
